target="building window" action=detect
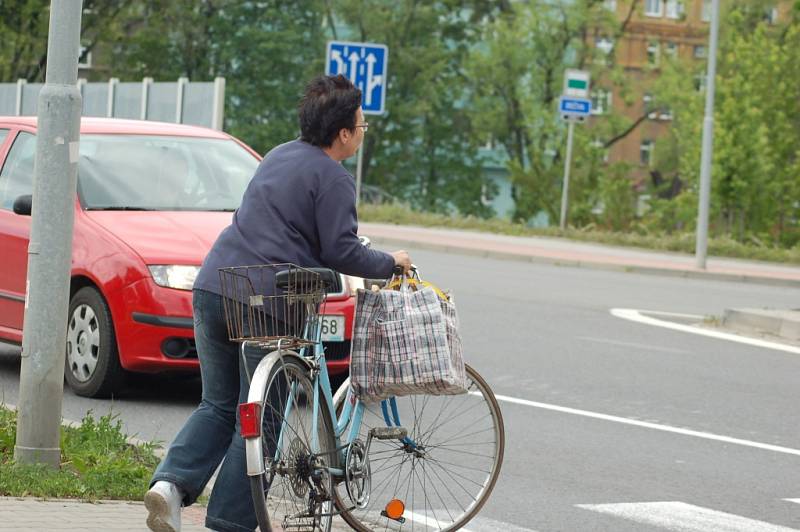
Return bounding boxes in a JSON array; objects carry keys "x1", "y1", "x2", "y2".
[
  {"x1": 78, "y1": 44, "x2": 92, "y2": 69},
  {"x1": 645, "y1": 0, "x2": 663, "y2": 16},
  {"x1": 591, "y1": 89, "x2": 612, "y2": 115},
  {"x1": 665, "y1": 42, "x2": 678, "y2": 58},
  {"x1": 693, "y1": 45, "x2": 707, "y2": 58},
  {"x1": 595, "y1": 37, "x2": 614, "y2": 57},
  {"x1": 665, "y1": 0, "x2": 684, "y2": 19},
  {"x1": 647, "y1": 41, "x2": 660, "y2": 66},
  {"x1": 643, "y1": 93, "x2": 657, "y2": 119},
  {"x1": 640, "y1": 140, "x2": 655, "y2": 166},
  {"x1": 694, "y1": 73, "x2": 707, "y2": 92},
  {"x1": 591, "y1": 139, "x2": 609, "y2": 163},
  {"x1": 604, "y1": 0, "x2": 617, "y2": 11},
  {"x1": 701, "y1": 0, "x2": 712, "y2": 22},
  {"x1": 765, "y1": 6, "x2": 778, "y2": 24}
]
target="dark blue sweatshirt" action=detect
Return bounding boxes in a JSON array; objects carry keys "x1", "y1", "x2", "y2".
[{"x1": 194, "y1": 139, "x2": 394, "y2": 295}]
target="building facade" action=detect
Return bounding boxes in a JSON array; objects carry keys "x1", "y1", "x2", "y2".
[
  {"x1": 594, "y1": 0, "x2": 713, "y2": 183},
  {"x1": 594, "y1": 0, "x2": 784, "y2": 184}
]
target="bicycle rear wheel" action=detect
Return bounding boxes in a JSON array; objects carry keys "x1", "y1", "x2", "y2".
[
  {"x1": 333, "y1": 364, "x2": 504, "y2": 531},
  {"x1": 250, "y1": 356, "x2": 336, "y2": 532}
]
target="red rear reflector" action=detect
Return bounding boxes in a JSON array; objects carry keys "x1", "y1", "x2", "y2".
[{"x1": 239, "y1": 402, "x2": 261, "y2": 438}]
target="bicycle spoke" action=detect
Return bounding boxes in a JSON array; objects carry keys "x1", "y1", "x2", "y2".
[
  {"x1": 334, "y1": 366, "x2": 504, "y2": 532},
  {"x1": 426, "y1": 457, "x2": 483, "y2": 498},
  {"x1": 416, "y1": 456, "x2": 460, "y2": 527}
]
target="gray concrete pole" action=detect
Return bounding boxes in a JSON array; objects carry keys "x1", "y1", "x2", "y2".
[
  {"x1": 695, "y1": 0, "x2": 720, "y2": 269},
  {"x1": 14, "y1": 0, "x2": 83, "y2": 467},
  {"x1": 559, "y1": 120, "x2": 575, "y2": 230},
  {"x1": 355, "y1": 144, "x2": 364, "y2": 207}
]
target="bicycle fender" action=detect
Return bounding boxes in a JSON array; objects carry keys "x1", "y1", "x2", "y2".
[
  {"x1": 244, "y1": 349, "x2": 313, "y2": 477},
  {"x1": 332, "y1": 376, "x2": 351, "y2": 408}
]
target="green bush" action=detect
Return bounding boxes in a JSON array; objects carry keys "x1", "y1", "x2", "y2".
[{"x1": 0, "y1": 405, "x2": 160, "y2": 501}]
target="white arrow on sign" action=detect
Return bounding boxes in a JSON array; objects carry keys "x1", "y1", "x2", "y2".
[
  {"x1": 329, "y1": 49, "x2": 345, "y2": 74},
  {"x1": 348, "y1": 51, "x2": 360, "y2": 84},
  {"x1": 365, "y1": 53, "x2": 382, "y2": 106}
]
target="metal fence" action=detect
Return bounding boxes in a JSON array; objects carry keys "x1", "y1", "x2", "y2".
[{"x1": 0, "y1": 77, "x2": 225, "y2": 130}]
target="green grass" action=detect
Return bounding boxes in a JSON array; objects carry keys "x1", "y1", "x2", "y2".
[
  {"x1": 0, "y1": 405, "x2": 161, "y2": 501},
  {"x1": 359, "y1": 203, "x2": 800, "y2": 265}
]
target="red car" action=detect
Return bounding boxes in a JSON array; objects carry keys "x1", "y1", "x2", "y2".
[{"x1": 0, "y1": 117, "x2": 359, "y2": 398}]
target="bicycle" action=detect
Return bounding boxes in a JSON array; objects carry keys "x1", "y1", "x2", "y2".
[{"x1": 219, "y1": 263, "x2": 505, "y2": 531}]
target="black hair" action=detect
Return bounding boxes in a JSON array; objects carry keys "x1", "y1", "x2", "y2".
[{"x1": 298, "y1": 75, "x2": 362, "y2": 148}]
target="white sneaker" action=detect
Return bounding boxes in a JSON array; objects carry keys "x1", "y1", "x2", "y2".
[{"x1": 145, "y1": 480, "x2": 183, "y2": 532}]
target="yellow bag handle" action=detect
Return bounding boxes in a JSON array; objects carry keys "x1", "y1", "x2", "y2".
[{"x1": 385, "y1": 277, "x2": 449, "y2": 302}]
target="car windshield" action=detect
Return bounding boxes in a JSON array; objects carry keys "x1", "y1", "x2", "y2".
[{"x1": 78, "y1": 134, "x2": 259, "y2": 211}]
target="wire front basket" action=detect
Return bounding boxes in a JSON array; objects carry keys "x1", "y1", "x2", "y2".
[{"x1": 218, "y1": 264, "x2": 326, "y2": 350}]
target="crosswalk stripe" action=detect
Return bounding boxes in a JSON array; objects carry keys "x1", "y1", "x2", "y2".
[
  {"x1": 576, "y1": 501, "x2": 799, "y2": 531},
  {"x1": 457, "y1": 515, "x2": 538, "y2": 531}
]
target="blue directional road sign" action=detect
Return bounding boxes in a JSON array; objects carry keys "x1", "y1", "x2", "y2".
[
  {"x1": 326, "y1": 41, "x2": 388, "y2": 115},
  {"x1": 559, "y1": 96, "x2": 592, "y2": 119}
]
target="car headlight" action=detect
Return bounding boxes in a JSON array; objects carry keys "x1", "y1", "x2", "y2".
[{"x1": 148, "y1": 265, "x2": 200, "y2": 291}]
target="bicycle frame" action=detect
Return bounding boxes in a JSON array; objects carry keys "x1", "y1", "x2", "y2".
[{"x1": 242, "y1": 314, "x2": 420, "y2": 480}]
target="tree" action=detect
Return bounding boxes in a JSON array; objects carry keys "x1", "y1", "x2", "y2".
[
  {"x1": 108, "y1": 1, "x2": 327, "y2": 154},
  {"x1": 650, "y1": 2, "x2": 800, "y2": 245},
  {"x1": 329, "y1": 0, "x2": 494, "y2": 217},
  {"x1": 464, "y1": 0, "x2": 642, "y2": 225},
  {"x1": 0, "y1": 0, "x2": 132, "y2": 82}
]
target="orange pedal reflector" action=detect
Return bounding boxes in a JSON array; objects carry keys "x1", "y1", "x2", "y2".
[{"x1": 383, "y1": 499, "x2": 405, "y2": 521}]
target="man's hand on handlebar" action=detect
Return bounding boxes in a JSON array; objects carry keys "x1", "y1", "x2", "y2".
[{"x1": 391, "y1": 250, "x2": 413, "y2": 275}]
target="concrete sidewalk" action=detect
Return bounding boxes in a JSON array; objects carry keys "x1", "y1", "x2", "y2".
[
  {"x1": 361, "y1": 222, "x2": 800, "y2": 287},
  {"x1": 0, "y1": 496, "x2": 353, "y2": 531},
  {"x1": 0, "y1": 497, "x2": 208, "y2": 531}
]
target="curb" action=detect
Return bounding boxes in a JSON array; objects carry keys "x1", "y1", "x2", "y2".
[
  {"x1": 368, "y1": 234, "x2": 800, "y2": 288},
  {"x1": 722, "y1": 309, "x2": 800, "y2": 342}
]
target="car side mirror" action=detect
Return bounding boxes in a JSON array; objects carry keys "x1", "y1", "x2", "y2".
[{"x1": 13, "y1": 194, "x2": 32, "y2": 216}]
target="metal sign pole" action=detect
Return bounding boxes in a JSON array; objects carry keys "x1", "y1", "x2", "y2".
[
  {"x1": 559, "y1": 119, "x2": 576, "y2": 230},
  {"x1": 355, "y1": 143, "x2": 364, "y2": 207},
  {"x1": 15, "y1": 0, "x2": 83, "y2": 468},
  {"x1": 694, "y1": 0, "x2": 720, "y2": 269}
]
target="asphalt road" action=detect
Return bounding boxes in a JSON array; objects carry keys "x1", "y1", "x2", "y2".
[{"x1": 2, "y1": 247, "x2": 799, "y2": 531}]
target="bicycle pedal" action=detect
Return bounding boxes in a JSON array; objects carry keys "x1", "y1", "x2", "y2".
[{"x1": 369, "y1": 427, "x2": 408, "y2": 440}]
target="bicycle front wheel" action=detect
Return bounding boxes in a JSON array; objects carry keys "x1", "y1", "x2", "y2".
[
  {"x1": 333, "y1": 364, "x2": 505, "y2": 531},
  {"x1": 250, "y1": 356, "x2": 336, "y2": 532}
]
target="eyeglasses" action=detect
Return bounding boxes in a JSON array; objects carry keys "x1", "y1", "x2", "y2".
[{"x1": 355, "y1": 123, "x2": 369, "y2": 132}]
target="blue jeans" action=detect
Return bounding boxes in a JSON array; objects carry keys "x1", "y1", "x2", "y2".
[{"x1": 151, "y1": 289, "x2": 264, "y2": 532}]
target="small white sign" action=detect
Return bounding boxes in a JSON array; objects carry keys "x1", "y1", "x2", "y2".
[{"x1": 564, "y1": 69, "x2": 591, "y2": 98}]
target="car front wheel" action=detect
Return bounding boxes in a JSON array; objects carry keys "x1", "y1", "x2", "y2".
[{"x1": 65, "y1": 286, "x2": 126, "y2": 398}]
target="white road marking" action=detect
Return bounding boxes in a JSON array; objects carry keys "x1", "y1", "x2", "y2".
[
  {"x1": 611, "y1": 308, "x2": 800, "y2": 355},
  {"x1": 784, "y1": 499, "x2": 800, "y2": 505},
  {"x1": 576, "y1": 501, "x2": 799, "y2": 531},
  {"x1": 455, "y1": 515, "x2": 538, "y2": 531},
  {"x1": 480, "y1": 393, "x2": 800, "y2": 457},
  {"x1": 405, "y1": 510, "x2": 474, "y2": 531},
  {"x1": 404, "y1": 511, "x2": 538, "y2": 531},
  {"x1": 578, "y1": 336, "x2": 690, "y2": 354}
]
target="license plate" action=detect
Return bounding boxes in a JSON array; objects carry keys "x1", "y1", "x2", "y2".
[{"x1": 321, "y1": 315, "x2": 345, "y2": 342}]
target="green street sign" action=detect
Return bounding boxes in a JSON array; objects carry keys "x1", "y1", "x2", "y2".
[{"x1": 563, "y1": 69, "x2": 590, "y2": 98}]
